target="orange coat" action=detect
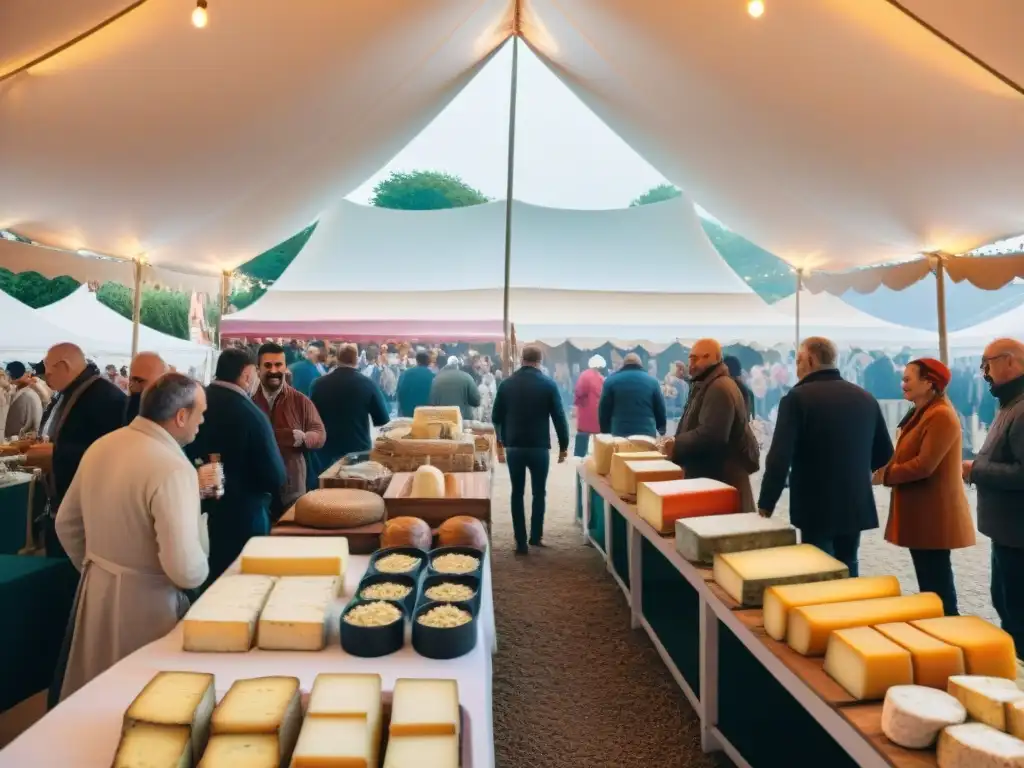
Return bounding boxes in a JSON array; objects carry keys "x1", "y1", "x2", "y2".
[{"x1": 883, "y1": 397, "x2": 975, "y2": 550}]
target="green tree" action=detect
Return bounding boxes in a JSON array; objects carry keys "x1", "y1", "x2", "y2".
[
  {"x1": 630, "y1": 184, "x2": 795, "y2": 302},
  {"x1": 370, "y1": 170, "x2": 489, "y2": 210},
  {"x1": 0, "y1": 269, "x2": 80, "y2": 307},
  {"x1": 237, "y1": 224, "x2": 316, "y2": 284}
]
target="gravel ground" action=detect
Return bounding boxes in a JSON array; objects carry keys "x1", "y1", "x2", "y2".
[{"x1": 489, "y1": 448, "x2": 995, "y2": 767}]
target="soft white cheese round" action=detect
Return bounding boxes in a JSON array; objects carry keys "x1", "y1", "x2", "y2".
[{"x1": 882, "y1": 685, "x2": 966, "y2": 749}]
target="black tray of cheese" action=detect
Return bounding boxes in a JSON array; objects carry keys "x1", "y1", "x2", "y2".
[
  {"x1": 355, "y1": 572, "x2": 419, "y2": 615},
  {"x1": 412, "y1": 599, "x2": 478, "y2": 660},
  {"x1": 340, "y1": 598, "x2": 406, "y2": 657},
  {"x1": 367, "y1": 546, "x2": 428, "y2": 579},
  {"x1": 417, "y1": 573, "x2": 481, "y2": 616},
  {"x1": 427, "y1": 545, "x2": 484, "y2": 580}
]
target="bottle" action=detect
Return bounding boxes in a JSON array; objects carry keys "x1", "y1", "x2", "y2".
[{"x1": 208, "y1": 453, "x2": 225, "y2": 499}]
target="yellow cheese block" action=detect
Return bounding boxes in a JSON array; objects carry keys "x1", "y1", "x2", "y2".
[
  {"x1": 912, "y1": 616, "x2": 1018, "y2": 680},
  {"x1": 713, "y1": 544, "x2": 848, "y2": 608},
  {"x1": 824, "y1": 626, "x2": 914, "y2": 700},
  {"x1": 947, "y1": 675, "x2": 1024, "y2": 731},
  {"x1": 390, "y1": 679, "x2": 459, "y2": 738},
  {"x1": 383, "y1": 734, "x2": 459, "y2": 768},
  {"x1": 410, "y1": 407, "x2": 463, "y2": 439},
  {"x1": 307, "y1": 673, "x2": 382, "y2": 719},
  {"x1": 292, "y1": 717, "x2": 373, "y2": 768},
  {"x1": 182, "y1": 574, "x2": 277, "y2": 653},
  {"x1": 592, "y1": 435, "x2": 634, "y2": 475},
  {"x1": 627, "y1": 435, "x2": 659, "y2": 451},
  {"x1": 410, "y1": 465, "x2": 446, "y2": 498},
  {"x1": 211, "y1": 677, "x2": 302, "y2": 762},
  {"x1": 762, "y1": 575, "x2": 901, "y2": 641},
  {"x1": 787, "y1": 593, "x2": 945, "y2": 657},
  {"x1": 257, "y1": 576, "x2": 340, "y2": 651},
  {"x1": 123, "y1": 671, "x2": 216, "y2": 764},
  {"x1": 113, "y1": 723, "x2": 192, "y2": 768},
  {"x1": 874, "y1": 622, "x2": 966, "y2": 690},
  {"x1": 240, "y1": 536, "x2": 349, "y2": 577},
  {"x1": 620, "y1": 459, "x2": 683, "y2": 497},
  {"x1": 1007, "y1": 699, "x2": 1024, "y2": 740},
  {"x1": 198, "y1": 734, "x2": 280, "y2": 768},
  {"x1": 609, "y1": 451, "x2": 664, "y2": 494}
]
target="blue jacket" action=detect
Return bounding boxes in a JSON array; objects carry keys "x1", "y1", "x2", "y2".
[
  {"x1": 311, "y1": 367, "x2": 390, "y2": 466},
  {"x1": 491, "y1": 366, "x2": 569, "y2": 452},
  {"x1": 397, "y1": 365, "x2": 435, "y2": 417},
  {"x1": 289, "y1": 359, "x2": 321, "y2": 398},
  {"x1": 598, "y1": 364, "x2": 667, "y2": 437}
]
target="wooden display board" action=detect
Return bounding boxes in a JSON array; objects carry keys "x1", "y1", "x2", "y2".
[{"x1": 383, "y1": 471, "x2": 492, "y2": 527}]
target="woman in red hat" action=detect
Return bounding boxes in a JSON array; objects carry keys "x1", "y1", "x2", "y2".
[{"x1": 873, "y1": 357, "x2": 975, "y2": 615}]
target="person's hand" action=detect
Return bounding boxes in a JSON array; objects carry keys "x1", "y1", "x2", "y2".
[
  {"x1": 871, "y1": 468, "x2": 885, "y2": 486},
  {"x1": 292, "y1": 429, "x2": 305, "y2": 448},
  {"x1": 660, "y1": 437, "x2": 675, "y2": 457},
  {"x1": 962, "y1": 460, "x2": 974, "y2": 483},
  {"x1": 558, "y1": 451, "x2": 567, "y2": 464},
  {"x1": 758, "y1": 508, "x2": 772, "y2": 519}
]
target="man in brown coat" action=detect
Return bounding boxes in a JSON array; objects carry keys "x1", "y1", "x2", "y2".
[
  {"x1": 253, "y1": 342, "x2": 326, "y2": 518},
  {"x1": 664, "y1": 338, "x2": 756, "y2": 512}
]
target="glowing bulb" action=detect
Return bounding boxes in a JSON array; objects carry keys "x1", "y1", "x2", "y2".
[
  {"x1": 748, "y1": 0, "x2": 765, "y2": 18},
  {"x1": 192, "y1": 1, "x2": 208, "y2": 28}
]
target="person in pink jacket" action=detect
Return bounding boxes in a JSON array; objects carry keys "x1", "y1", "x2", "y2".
[{"x1": 573, "y1": 355, "x2": 606, "y2": 457}]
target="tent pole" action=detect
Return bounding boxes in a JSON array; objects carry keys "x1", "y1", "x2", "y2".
[
  {"x1": 218, "y1": 271, "x2": 230, "y2": 349},
  {"x1": 501, "y1": 32, "x2": 520, "y2": 376},
  {"x1": 130, "y1": 258, "x2": 143, "y2": 359},
  {"x1": 935, "y1": 256, "x2": 949, "y2": 365},
  {"x1": 795, "y1": 268, "x2": 803, "y2": 350}
]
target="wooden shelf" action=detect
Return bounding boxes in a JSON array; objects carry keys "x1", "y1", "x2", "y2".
[{"x1": 840, "y1": 704, "x2": 938, "y2": 768}]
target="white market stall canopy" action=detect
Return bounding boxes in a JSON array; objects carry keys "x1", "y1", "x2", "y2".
[
  {"x1": 949, "y1": 302, "x2": 1024, "y2": 354},
  {"x1": 38, "y1": 285, "x2": 215, "y2": 376},
  {"x1": 221, "y1": 195, "x2": 798, "y2": 346},
  {"x1": 0, "y1": 289, "x2": 115, "y2": 363},
  {"x1": 772, "y1": 291, "x2": 940, "y2": 351},
  {"x1": 5, "y1": 1, "x2": 1024, "y2": 280}
]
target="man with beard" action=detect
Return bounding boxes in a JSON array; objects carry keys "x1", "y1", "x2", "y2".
[
  {"x1": 964, "y1": 338, "x2": 1024, "y2": 654},
  {"x1": 253, "y1": 342, "x2": 326, "y2": 518},
  {"x1": 125, "y1": 352, "x2": 169, "y2": 422}
]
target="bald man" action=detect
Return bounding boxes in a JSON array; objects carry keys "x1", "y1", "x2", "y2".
[
  {"x1": 965, "y1": 337, "x2": 1024, "y2": 653},
  {"x1": 126, "y1": 352, "x2": 170, "y2": 421},
  {"x1": 39, "y1": 343, "x2": 127, "y2": 559},
  {"x1": 598, "y1": 352, "x2": 666, "y2": 437},
  {"x1": 666, "y1": 339, "x2": 757, "y2": 512}
]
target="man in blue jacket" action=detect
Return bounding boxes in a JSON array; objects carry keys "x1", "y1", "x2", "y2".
[
  {"x1": 397, "y1": 349, "x2": 435, "y2": 417},
  {"x1": 598, "y1": 352, "x2": 667, "y2": 437},
  {"x1": 491, "y1": 346, "x2": 569, "y2": 554}
]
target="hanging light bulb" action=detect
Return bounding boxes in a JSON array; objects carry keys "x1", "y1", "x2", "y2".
[
  {"x1": 747, "y1": 0, "x2": 765, "y2": 18},
  {"x1": 192, "y1": 0, "x2": 208, "y2": 28}
]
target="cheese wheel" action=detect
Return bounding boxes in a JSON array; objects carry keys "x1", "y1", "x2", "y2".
[
  {"x1": 881, "y1": 685, "x2": 966, "y2": 749},
  {"x1": 938, "y1": 723, "x2": 1024, "y2": 768},
  {"x1": 381, "y1": 517, "x2": 432, "y2": 550},
  {"x1": 437, "y1": 516, "x2": 488, "y2": 550},
  {"x1": 293, "y1": 489, "x2": 386, "y2": 529},
  {"x1": 410, "y1": 466, "x2": 446, "y2": 498}
]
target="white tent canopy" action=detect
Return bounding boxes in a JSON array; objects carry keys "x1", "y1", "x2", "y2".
[
  {"x1": 949, "y1": 302, "x2": 1024, "y2": 354},
  {"x1": 38, "y1": 286, "x2": 214, "y2": 377},
  {"x1": 5, "y1": 2, "x2": 1024, "y2": 278},
  {"x1": 221, "y1": 194, "x2": 798, "y2": 346},
  {"x1": 772, "y1": 291, "x2": 940, "y2": 351},
  {"x1": 0, "y1": 289, "x2": 115, "y2": 363}
]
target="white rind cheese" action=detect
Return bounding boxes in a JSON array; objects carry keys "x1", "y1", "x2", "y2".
[
  {"x1": 256, "y1": 576, "x2": 340, "y2": 651},
  {"x1": 240, "y1": 536, "x2": 349, "y2": 577},
  {"x1": 674, "y1": 513, "x2": 796, "y2": 564},
  {"x1": 947, "y1": 675, "x2": 1024, "y2": 731},
  {"x1": 182, "y1": 575, "x2": 276, "y2": 653},
  {"x1": 938, "y1": 723, "x2": 1024, "y2": 768},
  {"x1": 881, "y1": 685, "x2": 966, "y2": 749}
]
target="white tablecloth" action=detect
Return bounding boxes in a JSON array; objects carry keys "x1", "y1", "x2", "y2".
[{"x1": 0, "y1": 554, "x2": 495, "y2": 768}]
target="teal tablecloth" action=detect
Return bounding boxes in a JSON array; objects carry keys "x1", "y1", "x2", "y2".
[
  {"x1": 0, "y1": 475, "x2": 32, "y2": 555},
  {"x1": 0, "y1": 555, "x2": 79, "y2": 712}
]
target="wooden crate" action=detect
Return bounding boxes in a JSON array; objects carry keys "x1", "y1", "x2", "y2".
[{"x1": 383, "y1": 471, "x2": 492, "y2": 528}]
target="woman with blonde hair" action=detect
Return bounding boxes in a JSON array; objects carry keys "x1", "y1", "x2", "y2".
[{"x1": 874, "y1": 358, "x2": 975, "y2": 615}]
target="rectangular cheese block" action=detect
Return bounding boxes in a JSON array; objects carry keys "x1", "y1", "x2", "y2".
[
  {"x1": 762, "y1": 576, "x2": 901, "y2": 641},
  {"x1": 912, "y1": 616, "x2": 1018, "y2": 680},
  {"x1": 1007, "y1": 699, "x2": 1024, "y2": 740},
  {"x1": 824, "y1": 626, "x2": 914, "y2": 700},
  {"x1": 609, "y1": 451, "x2": 664, "y2": 494},
  {"x1": 307, "y1": 673, "x2": 382, "y2": 719},
  {"x1": 410, "y1": 407, "x2": 463, "y2": 439},
  {"x1": 874, "y1": 622, "x2": 966, "y2": 690},
  {"x1": 639, "y1": 478, "x2": 741, "y2": 535},
  {"x1": 292, "y1": 717, "x2": 373, "y2": 768},
  {"x1": 593, "y1": 435, "x2": 633, "y2": 475},
  {"x1": 938, "y1": 723, "x2": 1024, "y2": 768},
  {"x1": 787, "y1": 593, "x2": 945, "y2": 656},
  {"x1": 182, "y1": 574, "x2": 276, "y2": 652},
  {"x1": 240, "y1": 536, "x2": 349, "y2": 577},
  {"x1": 256, "y1": 576, "x2": 340, "y2": 651},
  {"x1": 713, "y1": 544, "x2": 848, "y2": 608},
  {"x1": 383, "y1": 735, "x2": 459, "y2": 768},
  {"x1": 390, "y1": 679, "x2": 459, "y2": 737},
  {"x1": 113, "y1": 723, "x2": 192, "y2": 768},
  {"x1": 620, "y1": 459, "x2": 683, "y2": 498},
  {"x1": 198, "y1": 734, "x2": 280, "y2": 768},
  {"x1": 124, "y1": 671, "x2": 215, "y2": 764},
  {"x1": 212, "y1": 676, "x2": 302, "y2": 761},
  {"x1": 627, "y1": 435, "x2": 659, "y2": 451},
  {"x1": 947, "y1": 675, "x2": 1024, "y2": 731},
  {"x1": 675, "y1": 513, "x2": 796, "y2": 564}
]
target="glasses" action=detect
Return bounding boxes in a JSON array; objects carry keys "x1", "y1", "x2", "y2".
[{"x1": 980, "y1": 353, "x2": 1009, "y2": 371}]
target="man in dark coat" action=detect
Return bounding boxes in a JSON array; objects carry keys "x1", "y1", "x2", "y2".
[
  {"x1": 491, "y1": 345, "x2": 570, "y2": 554},
  {"x1": 311, "y1": 343, "x2": 390, "y2": 469},
  {"x1": 598, "y1": 352, "x2": 667, "y2": 437},
  {"x1": 667, "y1": 339, "x2": 756, "y2": 513},
  {"x1": 35, "y1": 343, "x2": 127, "y2": 559},
  {"x1": 185, "y1": 348, "x2": 286, "y2": 583},
  {"x1": 397, "y1": 349, "x2": 435, "y2": 417},
  {"x1": 758, "y1": 336, "x2": 893, "y2": 577}
]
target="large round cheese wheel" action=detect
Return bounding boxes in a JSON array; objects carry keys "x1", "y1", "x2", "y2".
[
  {"x1": 293, "y1": 489, "x2": 385, "y2": 529},
  {"x1": 410, "y1": 465, "x2": 445, "y2": 498},
  {"x1": 380, "y1": 517, "x2": 432, "y2": 549},
  {"x1": 437, "y1": 516, "x2": 487, "y2": 550}
]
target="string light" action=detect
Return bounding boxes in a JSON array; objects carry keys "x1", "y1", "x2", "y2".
[
  {"x1": 748, "y1": 0, "x2": 765, "y2": 18},
  {"x1": 192, "y1": 0, "x2": 208, "y2": 28}
]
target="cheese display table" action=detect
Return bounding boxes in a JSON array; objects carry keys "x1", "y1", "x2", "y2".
[
  {"x1": 576, "y1": 463, "x2": 943, "y2": 768},
  {"x1": 0, "y1": 553, "x2": 497, "y2": 767}
]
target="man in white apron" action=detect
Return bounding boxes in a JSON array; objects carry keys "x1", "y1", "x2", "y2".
[{"x1": 54, "y1": 373, "x2": 210, "y2": 701}]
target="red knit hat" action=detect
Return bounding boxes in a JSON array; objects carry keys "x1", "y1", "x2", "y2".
[{"x1": 911, "y1": 357, "x2": 951, "y2": 393}]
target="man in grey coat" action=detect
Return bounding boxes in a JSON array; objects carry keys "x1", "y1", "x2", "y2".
[
  {"x1": 430, "y1": 356, "x2": 481, "y2": 420},
  {"x1": 964, "y1": 337, "x2": 1024, "y2": 655},
  {"x1": 4, "y1": 361, "x2": 43, "y2": 438}
]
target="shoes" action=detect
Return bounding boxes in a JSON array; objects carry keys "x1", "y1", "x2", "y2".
[
  {"x1": 515, "y1": 544, "x2": 529, "y2": 555},
  {"x1": 529, "y1": 539, "x2": 546, "y2": 547}
]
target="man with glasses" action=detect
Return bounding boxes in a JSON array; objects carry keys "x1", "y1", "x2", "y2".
[
  {"x1": 125, "y1": 352, "x2": 170, "y2": 422},
  {"x1": 964, "y1": 338, "x2": 1024, "y2": 656}
]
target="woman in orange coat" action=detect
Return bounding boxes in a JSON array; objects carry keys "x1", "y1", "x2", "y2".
[{"x1": 874, "y1": 358, "x2": 975, "y2": 615}]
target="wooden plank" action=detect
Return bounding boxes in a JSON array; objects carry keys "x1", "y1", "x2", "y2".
[
  {"x1": 840, "y1": 704, "x2": 939, "y2": 768},
  {"x1": 383, "y1": 471, "x2": 491, "y2": 526},
  {"x1": 706, "y1": 580, "x2": 742, "y2": 611}
]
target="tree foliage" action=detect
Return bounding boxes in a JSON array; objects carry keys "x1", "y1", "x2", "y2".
[
  {"x1": 370, "y1": 170, "x2": 489, "y2": 210},
  {"x1": 630, "y1": 184, "x2": 795, "y2": 302},
  {"x1": 0, "y1": 269, "x2": 80, "y2": 307},
  {"x1": 236, "y1": 224, "x2": 316, "y2": 284}
]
